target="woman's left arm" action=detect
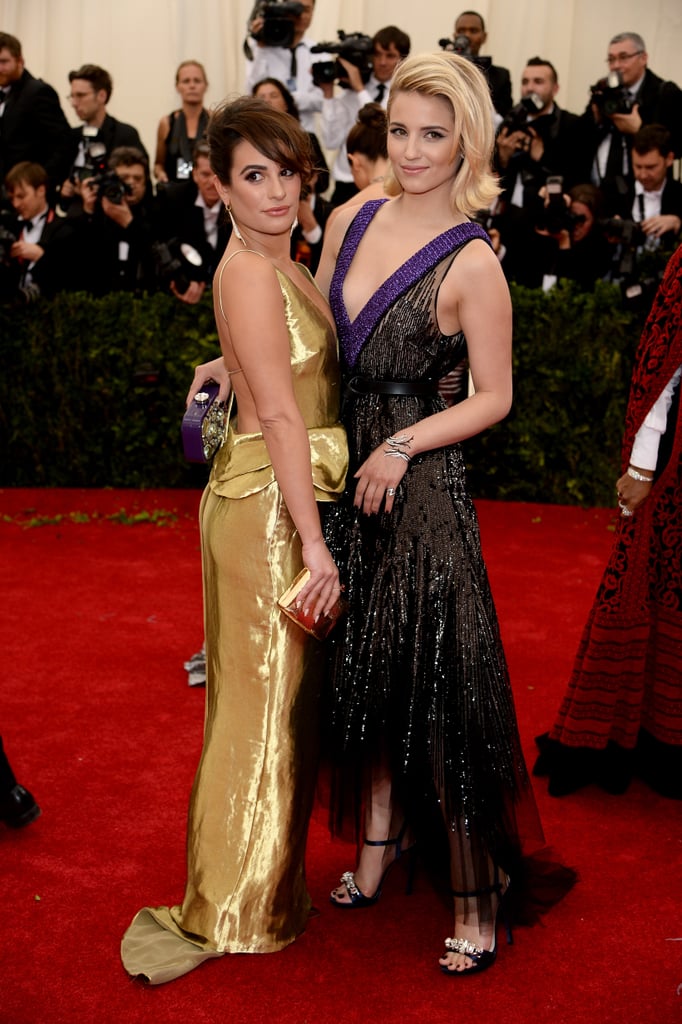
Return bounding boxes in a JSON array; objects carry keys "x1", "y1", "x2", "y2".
[{"x1": 354, "y1": 240, "x2": 513, "y2": 515}]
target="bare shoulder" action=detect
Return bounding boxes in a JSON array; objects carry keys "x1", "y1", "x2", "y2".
[
  {"x1": 217, "y1": 249, "x2": 279, "y2": 291},
  {"x1": 214, "y1": 251, "x2": 284, "y2": 325},
  {"x1": 446, "y1": 236, "x2": 507, "y2": 294},
  {"x1": 436, "y1": 235, "x2": 510, "y2": 334},
  {"x1": 325, "y1": 203, "x2": 360, "y2": 251}
]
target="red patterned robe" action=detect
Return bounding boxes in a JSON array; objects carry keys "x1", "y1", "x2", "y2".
[{"x1": 535, "y1": 244, "x2": 682, "y2": 798}]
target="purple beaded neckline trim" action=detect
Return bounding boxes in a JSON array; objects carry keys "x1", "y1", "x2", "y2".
[{"x1": 330, "y1": 199, "x2": 490, "y2": 368}]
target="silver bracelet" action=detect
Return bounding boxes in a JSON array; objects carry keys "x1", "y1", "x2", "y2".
[
  {"x1": 627, "y1": 466, "x2": 654, "y2": 483},
  {"x1": 385, "y1": 433, "x2": 414, "y2": 451},
  {"x1": 384, "y1": 434, "x2": 413, "y2": 463}
]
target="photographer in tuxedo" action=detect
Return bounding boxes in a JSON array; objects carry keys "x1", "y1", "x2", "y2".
[
  {"x1": 54, "y1": 64, "x2": 147, "y2": 215},
  {"x1": 495, "y1": 57, "x2": 588, "y2": 211},
  {"x1": 584, "y1": 32, "x2": 682, "y2": 215},
  {"x1": 154, "y1": 141, "x2": 231, "y2": 305},
  {"x1": 450, "y1": 10, "x2": 512, "y2": 117},
  {"x1": 71, "y1": 146, "x2": 158, "y2": 296},
  {"x1": 625, "y1": 125, "x2": 682, "y2": 249},
  {"x1": 1, "y1": 161, "x2": 78, "y2": 301}
]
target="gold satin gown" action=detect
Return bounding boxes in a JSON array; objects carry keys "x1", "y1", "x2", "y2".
[{"x1": 121, "y1": 264, "x2": 347, "y2": 984}]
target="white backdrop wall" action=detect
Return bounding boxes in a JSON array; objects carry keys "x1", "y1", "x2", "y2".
[{"x1": 1, "y1": 0, "x2": 680, "y2": 172}]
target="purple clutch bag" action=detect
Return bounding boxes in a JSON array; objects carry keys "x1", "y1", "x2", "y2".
[{"x1": 181, "y1": 383, "x2": 227, "y2": 463}]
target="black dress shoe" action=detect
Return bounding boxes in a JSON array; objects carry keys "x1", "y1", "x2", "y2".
[{"x1": 0, "y1": 784, "x2": 41, "y2": 828}]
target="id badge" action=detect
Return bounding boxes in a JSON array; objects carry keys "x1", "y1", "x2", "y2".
[{"x1": 176, "y1": 157, "x2": 192, "y2": 180}]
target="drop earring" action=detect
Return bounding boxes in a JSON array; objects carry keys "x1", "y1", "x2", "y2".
[
  {"x1": 290, "y1": 216, "x2": 299, "y2": 238},
  {"x1": 226, "y1": 203, "x2": 244, "y2": 244}
]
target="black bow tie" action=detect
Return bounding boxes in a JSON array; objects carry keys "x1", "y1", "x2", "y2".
[{"x1": 22, "y1": 211, "x2": 47, "y2": 230}]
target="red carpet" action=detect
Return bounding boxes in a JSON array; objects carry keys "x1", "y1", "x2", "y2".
[{"x1": 1, "y1": 489, "x2": 680, "y2": 1024}]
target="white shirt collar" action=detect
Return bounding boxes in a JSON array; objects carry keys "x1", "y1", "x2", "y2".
[
  {"x1": 194, "y1": 193, "x2": 219, "y2": 215},
  {"x1": 635, "y1": 179, "x2": 664, "y2": 200}
]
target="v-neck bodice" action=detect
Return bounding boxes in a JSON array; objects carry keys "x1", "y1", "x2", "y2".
[{"x1": 329, "y1": 199, "x2": 489, "y2": 369}]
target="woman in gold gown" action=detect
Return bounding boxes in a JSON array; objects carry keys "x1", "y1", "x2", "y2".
[{"x1": 121, "y1": 97, "x2": 347, "y2": 984}]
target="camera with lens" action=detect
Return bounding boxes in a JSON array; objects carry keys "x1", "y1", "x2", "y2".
[
  {"x1": 0, "y1": 210, "x2": 42, "y2": 304},
  {"x1": 599, "y1": 216, "x2": 654, "y2": 308},
  {"x1": 589, "y1": 70, "x2": 633, "y2": 117},
  {"x1": 311, "y1": 31, "x2": 373, "y2": 88},
  {"x1": 438, "y1": 34, "x2": 492, "y2": 73},
  {"x1": 69, "y1": 127, "x2": 109, "y2": 185},
  {"x1": 88, "y1": 171, "x2": 133, "y2": 206},
  {"x1": 534, "y1": 176, "x2": 587, "y2": 234},
  {"x1": 152, "y1": 238, "x2": 204, "y2": 296},
  {"x1": 500, "y1": 93, "x2": 544, "y2": 135},
  {"x1": 249, "y1": 1, "x2": 304, "y2": 49},
  {"x1": 599, "y1": 216, "x2": 645, "y2": 248},
  {"x1": 0, "y1": 208, "x2": 18, "y2": 264}
]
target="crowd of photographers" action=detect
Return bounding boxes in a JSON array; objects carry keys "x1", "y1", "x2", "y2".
[{"x1": 1, "y1": 8, "x2": 681, "y2": 310}]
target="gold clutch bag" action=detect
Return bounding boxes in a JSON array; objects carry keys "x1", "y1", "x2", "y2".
[{"x1": 278, "y1": 568, "x2": 347, "y2": 641}]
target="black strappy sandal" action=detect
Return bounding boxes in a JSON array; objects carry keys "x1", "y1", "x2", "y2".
[
  {"x1": 330, "y1": 822, "x2": 416, "y2": 908},
  {"x1": 440, "y1": 875, "x2": 512, "y2": 976}
]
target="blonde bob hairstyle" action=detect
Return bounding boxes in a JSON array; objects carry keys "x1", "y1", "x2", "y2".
[{"x1": 384, "y1": 52, "x2": 500, "y2": 217}]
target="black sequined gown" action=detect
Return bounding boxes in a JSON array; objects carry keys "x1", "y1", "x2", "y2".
[{"x1": 325, "y1": 201, "x2": 555, "y2": 914}]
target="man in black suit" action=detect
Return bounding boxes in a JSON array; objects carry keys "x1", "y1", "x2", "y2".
[
  {"x1": 2, "y1": 160, "x2": 78, "y2": 300},
  {"x1": 610, "y1": 125, "x2": 682, "y2": 251},
  {"x1": 584, "y1": 32, "x2": 682, "y2": 214},
  {"x1": 495, "y1": 57, "x2": 588, "y2": 208},
  {"x1": 452, "y1": 10, "x2": 512, "y2": 117},
  {"x1": 0, "y1": 32, "x2": 70, "y2": 184},
  {"x1": 154, "y1": 142, "x2": 231, "y2": 304},
  {"x1": 55, "y1": 64, "x2": 147, "y2": 209},
  {"x1": 490, "y1": 57, "x2": 591, "y2": 289},
  {"x1": 72, "y1": 146, "x2": 158, "y2": 295}
]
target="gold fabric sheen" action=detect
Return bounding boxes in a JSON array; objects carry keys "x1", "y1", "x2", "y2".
[{"x1": 121, "y1": 265, "x2": 347, "y2": 983}]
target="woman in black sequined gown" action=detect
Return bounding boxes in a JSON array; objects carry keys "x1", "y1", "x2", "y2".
[{"x1": 316, "y1": 52, "x2": 574, "y2": 976}]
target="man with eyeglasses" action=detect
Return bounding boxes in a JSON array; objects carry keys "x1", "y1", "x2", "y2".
[
  {"x1": 54, "y1": 64, "x2": 147, "y2": 211},
  {"x1": 0, "y1": 32, "x2": 69, "y2": 184},
  {"x1": 584, "y1": 32, "x2": 682, "y2": 214}
]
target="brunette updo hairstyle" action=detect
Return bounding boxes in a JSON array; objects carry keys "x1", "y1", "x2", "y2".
[
  {"x1": 346, "y1": 103, "x2": 388, "y2": 161},
  {"x1": 207, "y1": 96, "x2": 314, "y2": 188}
]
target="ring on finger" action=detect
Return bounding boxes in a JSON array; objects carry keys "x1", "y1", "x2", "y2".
[{"x1": 386, "y1": 487, "x2": 396, "y2": 496}]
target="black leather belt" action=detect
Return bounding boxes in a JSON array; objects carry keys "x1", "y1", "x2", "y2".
[{"x1": 346, "y1": 375, "x2": 438, "y2": 397}]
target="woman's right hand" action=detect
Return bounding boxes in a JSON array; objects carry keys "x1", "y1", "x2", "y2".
[
  {"x1": 185, "y1": 357, "x2": 231, "y2": 407},
  {"x1": 298, "y1": 537, "x2": 341, "y2": 622}
]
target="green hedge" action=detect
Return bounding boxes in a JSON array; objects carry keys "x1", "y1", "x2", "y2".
[
  {"x1": 465, "y1": 280, "x2": 645, "y2": 506},
  {"x1": 0, "y1": 283, "x2": 645, "y2": 504}
]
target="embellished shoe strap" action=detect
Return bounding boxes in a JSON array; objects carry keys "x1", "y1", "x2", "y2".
[
  {"x1": 444, "y1": 936, "x2": 485, "y2": 959},
  {"x1": 339, "y1": 871, "x2": 362, "y2": 899}
]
